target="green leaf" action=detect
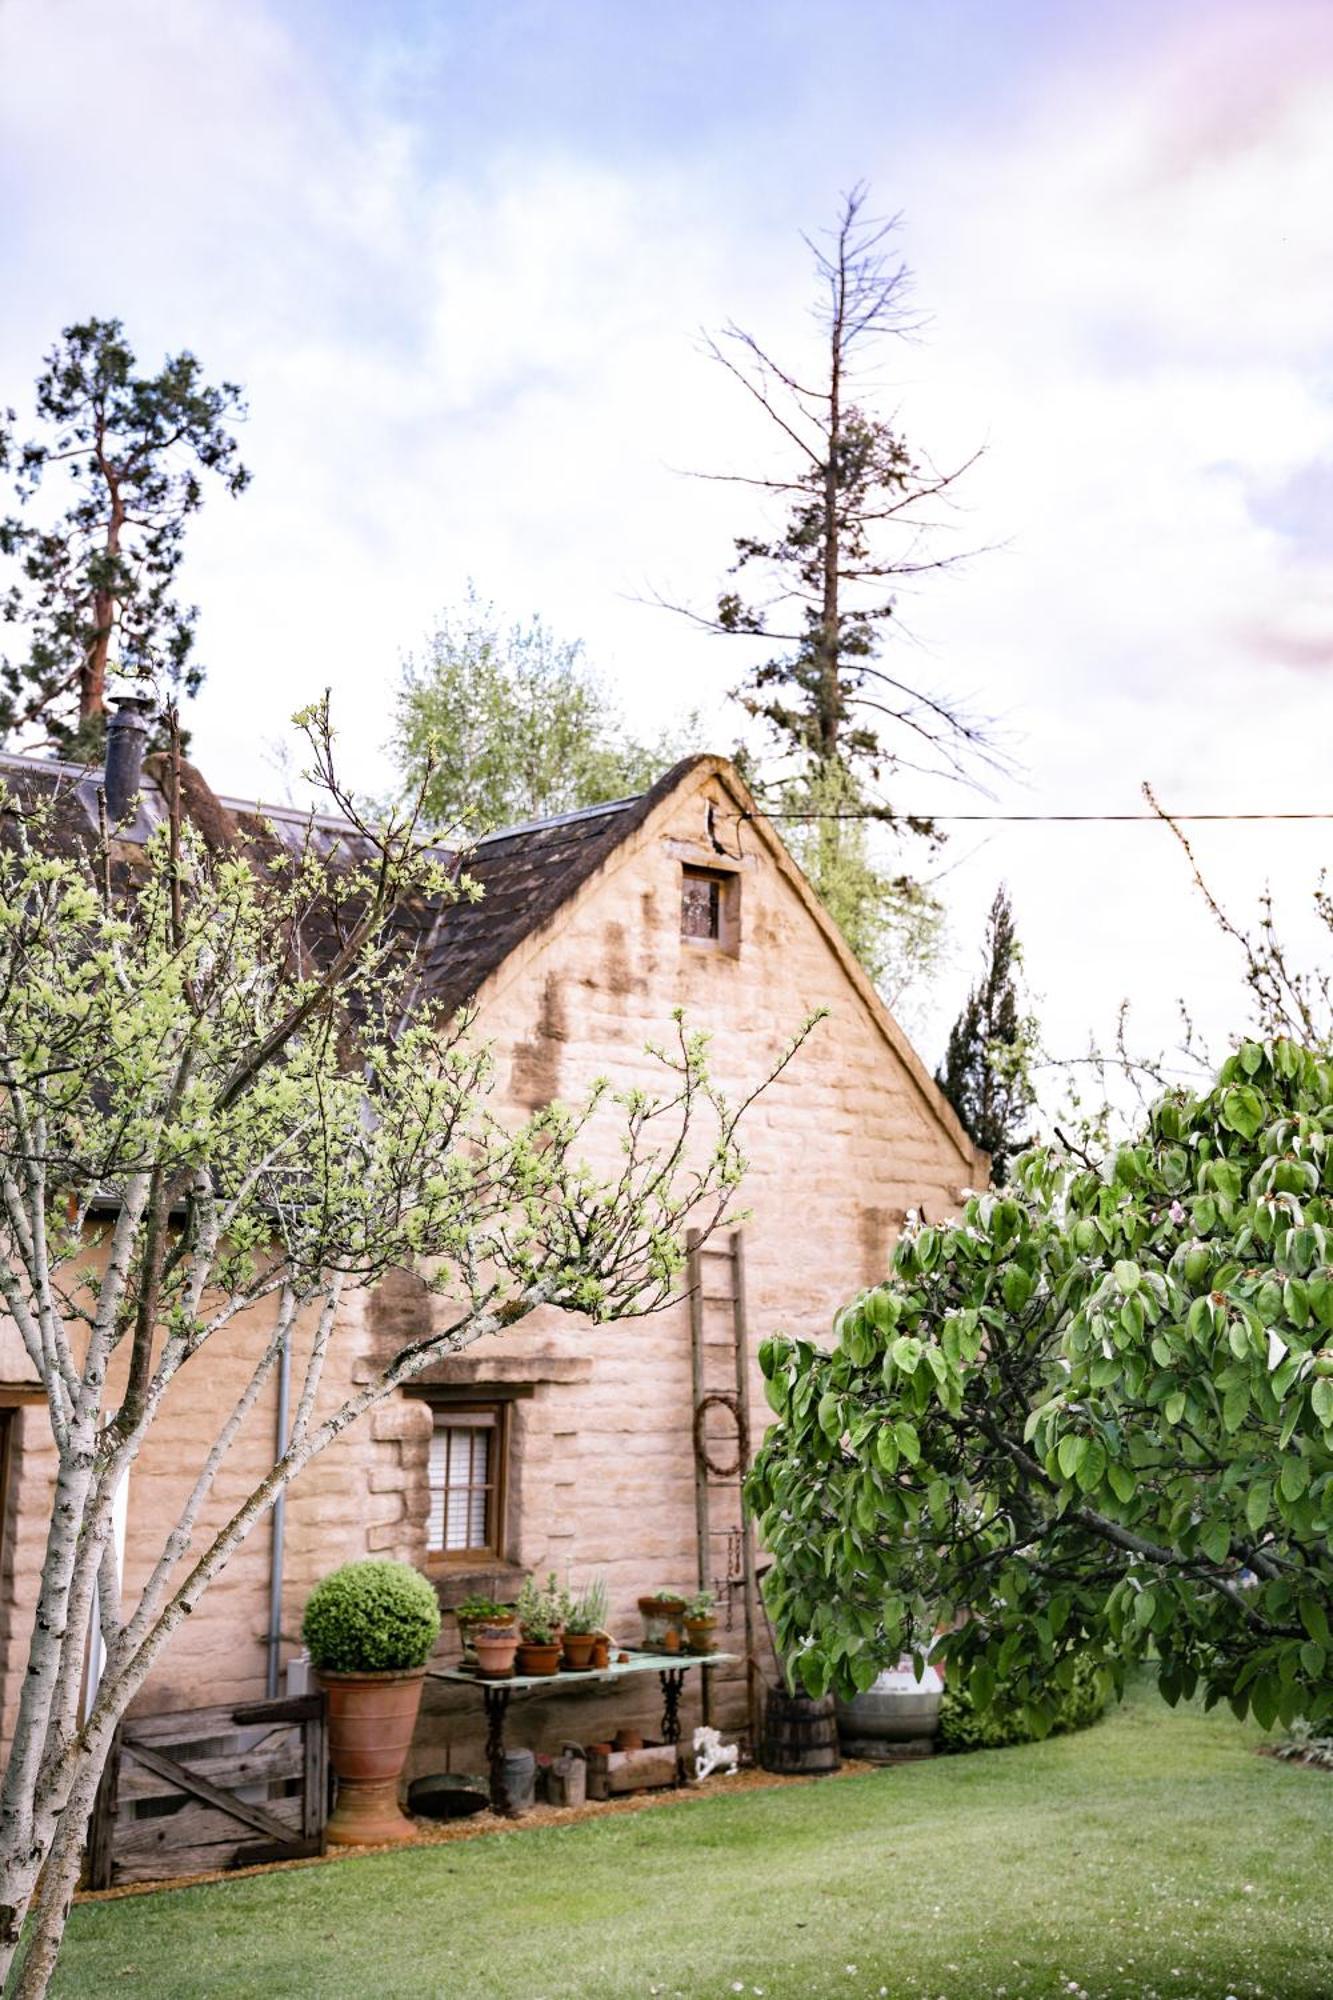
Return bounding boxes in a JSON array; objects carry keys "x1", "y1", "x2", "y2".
[
  {"x1": 1312, "y1": 1378, "x2": 1333, "y2": 1427},
  {"x1": 1198, "y1": 1518, "x2": 1230, "y2": 1565},
  {"x1": 894, "y1": 1420, "x2": 921, "y2": 1466},
  {"x1": 1245, "y1": 1482, "x2": 1272, "y2": 1536},
  {"x1": 1114, "y1": 1259, "x2": 1141, "y2": 1294},
  {"x1": 1279, "y1": 1455, "x2": 1309, "y2": 1502},
  {"x1": 1107, "y1": 1462, "x2": 1136, "y2": 1505},
  {"x1": 1299, "y1": 1597, "x2": 1329, "y2": 1646},
  {"x1": 817, "y1": 1392, "x2": 842, "y2": 1441},
  {"x1": 1222, "y1": 1381, "x2": 1249, "y2": 1432},
  {"x1": 1220, "y1": 1085, "x2": 1265, "y2": 1139},
  {"x1": 1057, "y1": 1434, "x2": 1083, "y2": 1481},
  {"x1": 1133, "y1": 1588, "x2": 1157, "y2": 1630}
]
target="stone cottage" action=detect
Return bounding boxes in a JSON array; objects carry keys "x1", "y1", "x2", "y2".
[{"x1": 0, "y1": 741, "x2": 986, "y2": 1781}]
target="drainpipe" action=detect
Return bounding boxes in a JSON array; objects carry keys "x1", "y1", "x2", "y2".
[{"x1": 265, "y1": 1328, "x2": 293, "y2": 1698}]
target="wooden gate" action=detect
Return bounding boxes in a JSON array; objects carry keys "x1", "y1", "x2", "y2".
[{"x1": 87, "y1": 1693, "x2": 327, "y2": 1887}]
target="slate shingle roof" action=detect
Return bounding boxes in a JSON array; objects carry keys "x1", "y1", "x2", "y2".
[{"x1": 0, "y1": 747, "x2": 705, "y2": 1015}]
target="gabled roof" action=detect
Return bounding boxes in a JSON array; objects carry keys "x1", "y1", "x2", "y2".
[{"x1": 0, "y1": 746, "x2": 986, "y2": 1175}]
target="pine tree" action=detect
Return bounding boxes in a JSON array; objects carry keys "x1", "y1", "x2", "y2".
[
  {"x1": 0, "y1": 318, "x2": 249, "y2": 756},
  {"x1": 937, "y1": 885, "x2": 1037, "y2": 1181}
]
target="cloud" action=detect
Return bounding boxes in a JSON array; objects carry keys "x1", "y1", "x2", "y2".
[{"x1": 3, "y1": 0, "x2": 1333, "y2": 1094}]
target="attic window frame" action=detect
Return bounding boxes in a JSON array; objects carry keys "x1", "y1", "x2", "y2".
[{"x1": 680, "y1": 864, "x2": 740, "y2": 954}]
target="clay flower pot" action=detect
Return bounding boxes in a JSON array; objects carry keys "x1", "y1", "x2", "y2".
[
  {"x1": 638, "y1": 1594, "x2": 687, "y2": 1649},
  {"x1": 473, "y1": 1627, "x2": 520, "y2": 1679},
  {"x1": 590, "y1": 1634, "x2": 611, "y2": 1670},
  {"x1": 561, "y1": 1632, "x2": 598, "y2": 1671},
  {"x1": 685, "y1": 1615, "x2": 718, "y2": 1656},
  {"x1": 516, "y1": 1639, "x2": 562, "y2": 1676},
  {"x1": 456, "y1": 1609, "x2": 515, "y2": 1661},
  {"x1": 316, "y1": 1667, "x2": 426, "y2": 1846}
]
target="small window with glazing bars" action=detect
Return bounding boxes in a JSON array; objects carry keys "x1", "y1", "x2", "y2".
[
  {"x1": 426, "y1": 1406, "x2": 504, "y2": 1559},
  {"x1": 681, "y1": 865, "x2": 735, "y2": 945}
]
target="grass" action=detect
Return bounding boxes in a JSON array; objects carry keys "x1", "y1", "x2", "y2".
[{"x1": 52, "y1": 1679, "x2": 1332, "y2": 2000}]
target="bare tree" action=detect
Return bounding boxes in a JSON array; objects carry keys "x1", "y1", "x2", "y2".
[{"x1": 672, "y1": 184, "x2": 992, "y2": 810}]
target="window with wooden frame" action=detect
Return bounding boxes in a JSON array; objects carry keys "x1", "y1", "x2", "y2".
[
  {"x1": 425, "y1": 1404, "x2": 508, "y2": 1563},
  {"x1": 680, "y1": 865, "x2": 739, "y2": 950}
]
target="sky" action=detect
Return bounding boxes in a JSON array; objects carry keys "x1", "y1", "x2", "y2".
[{"x1": 3, "y1": 0, "x2": 1333, "y2": 1101}]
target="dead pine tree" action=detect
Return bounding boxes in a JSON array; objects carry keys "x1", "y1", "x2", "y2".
[{"x1": 663, "y1": 186, "x2": 998, "y2": 995}]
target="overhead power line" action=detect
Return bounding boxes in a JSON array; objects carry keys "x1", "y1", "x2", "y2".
[{"x1": 756, "y1": 810, "x2": 1333, "y2": 825}]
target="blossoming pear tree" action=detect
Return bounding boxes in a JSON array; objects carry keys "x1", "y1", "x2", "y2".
[
  {"x1": 748, "y1": 1038, "x2": 1333, "y2": 1738},
  {"x1": 0, "y1": 705, "x2": 813, "y2": 1998}
]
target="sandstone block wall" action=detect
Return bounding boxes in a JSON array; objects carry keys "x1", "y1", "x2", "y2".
[{"x1": 0, "y1": 765, "x2": 982, "y2": 1778}]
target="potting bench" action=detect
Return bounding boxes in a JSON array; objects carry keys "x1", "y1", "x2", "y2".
[{"x1": 427, "y1": 1650, "x2": 739, "y2": 1815}]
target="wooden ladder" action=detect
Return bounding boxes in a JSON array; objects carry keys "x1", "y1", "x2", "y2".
[{"x1": 687, "y1": 1227, "x2": 760, "y2": 1745}]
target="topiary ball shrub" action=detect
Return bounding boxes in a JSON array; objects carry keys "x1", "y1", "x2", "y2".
[
  {"x1": 938, "y1": 1653, "x2": 1110, "y2": 1754},
  {"x1": 302, "y1": 1559, "x2": 441, "y2": 1674}
]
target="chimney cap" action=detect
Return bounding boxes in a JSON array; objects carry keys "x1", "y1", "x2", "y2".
[{"x1": 108, "y1": 693, "x2": 156, "y2": 722}]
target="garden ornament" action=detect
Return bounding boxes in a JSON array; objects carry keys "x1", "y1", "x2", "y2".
[{"x1": 691, "y1": 1725, "x2": 740, "y2": 1781}]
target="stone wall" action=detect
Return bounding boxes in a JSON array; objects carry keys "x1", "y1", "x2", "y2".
[{"x1": 0, "y1": 763, "x2": 982, "y2": 1777}]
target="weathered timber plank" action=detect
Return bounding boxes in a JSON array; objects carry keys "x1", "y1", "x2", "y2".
[
  {"x1": 113, "y1": 1796, "x2": 303, "y2": 1867},
  {"x1": 116, "y1": 1731, "x2": 301, "y2": 1804},
  {"x1": 118, "y1": 1743, "x2": 295, "y2": 1841}
]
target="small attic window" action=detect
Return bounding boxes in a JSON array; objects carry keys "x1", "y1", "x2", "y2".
[{"x1": 681, "y1": 865, "x2": 738, "y2": 950}]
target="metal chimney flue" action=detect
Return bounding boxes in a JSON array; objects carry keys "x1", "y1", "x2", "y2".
[{"x1": 103, "y1": 696, "x2": 154, "y2": 824}]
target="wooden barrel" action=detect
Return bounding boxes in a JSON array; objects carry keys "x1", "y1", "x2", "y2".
[{"x1": 759, "y1": 1685, "x2": 841, "y2": 1775}]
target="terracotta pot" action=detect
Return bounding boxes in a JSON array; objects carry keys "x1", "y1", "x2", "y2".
[
  {"x1": 685, "y1": 1616, "x2": 717, "y2": 1656},
  {"x1": 473, "y1": 1628, "x2": 520, "y2": 1679},
  {"x1": 561, "y1": 1632, "x2": 598, "y2": 1671},
  {"x1": 591, "y1": 1635, "x2": 611, "y2": 1670},
  {"x1": 639, "y1": 1596, "x2": 687, "y2": 1650},
  {"x1": 516, "y1": 1639, "x2": 562, "y2": 1676},
  {"x1": 662, "y1": 1626, "x2": 681, "y2": 1654},
  {"x1": 456, "y1": 1609, "x2": 515, "y2": 1662},
  {"x1": 316, "y1": 1667, "x2": 426, "y2": 1846}
]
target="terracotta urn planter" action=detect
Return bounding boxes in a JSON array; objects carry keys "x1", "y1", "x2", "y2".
[
  {"x1": 561, "y1": 1632, "x2": 598, "y2": 1671},
  {"x1": 516, "y1": 1639, "x2": 562, "y2": 1676},
  {"x1": 317, "y1": 1666, "x2": 426, "y2": 1845},
  {"x1": 473, "y1": 1627, "x2": 520, "y2": 1679},
  {"x1": 685, "y1": 1614, "x2": 717, "y2": 1656}
]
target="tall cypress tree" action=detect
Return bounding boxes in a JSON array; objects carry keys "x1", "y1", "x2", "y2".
[{"x1": 937, "y1": 885, "x2": 1037, "y2": 1182}]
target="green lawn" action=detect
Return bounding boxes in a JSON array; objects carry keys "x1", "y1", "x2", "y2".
[{"x1": 53, "y1": 1680, "x2": 1332, "y2": 2000}]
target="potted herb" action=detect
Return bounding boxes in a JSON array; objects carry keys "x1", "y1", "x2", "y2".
[
  {"x1": 684, "y1": 1589, "x2": 718, "y2": 1655},
  {"x1": 516, "y1": 1572, "x2": 569, "y2": 1675},
  {"x1": 302, "y1": 1559, "x2": 441, "y2": 1845},
  {"x1": 638, "y1": 1586, "x2": 687, "y2": 1649},
  {"x1": 562, "y1": 1577, "x2": 609, "y2": 1671},
  {"x1": 473, "y1": 1623, "x2": 521, "y2": 1679},
  {"x1": 453, "y1": 1594, "x2": 515, "y2": 1662}
]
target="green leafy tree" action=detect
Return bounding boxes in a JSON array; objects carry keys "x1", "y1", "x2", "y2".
[
  {"x1": 936, "y1": 884, "x2": 1038, "y2": 1180},
  {"x1": 0, "y1": 701, "x2": 810, "y2": 1995},
  {"x1": 748, "y1": 1037, "x2": 1333, "y2": 1738},
  {"x1": 391, "y1": 589, "x2": 698, "y2": 834},
  {"x1": 0, "y1": 318, "x2": 249, "y2": 758}
]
